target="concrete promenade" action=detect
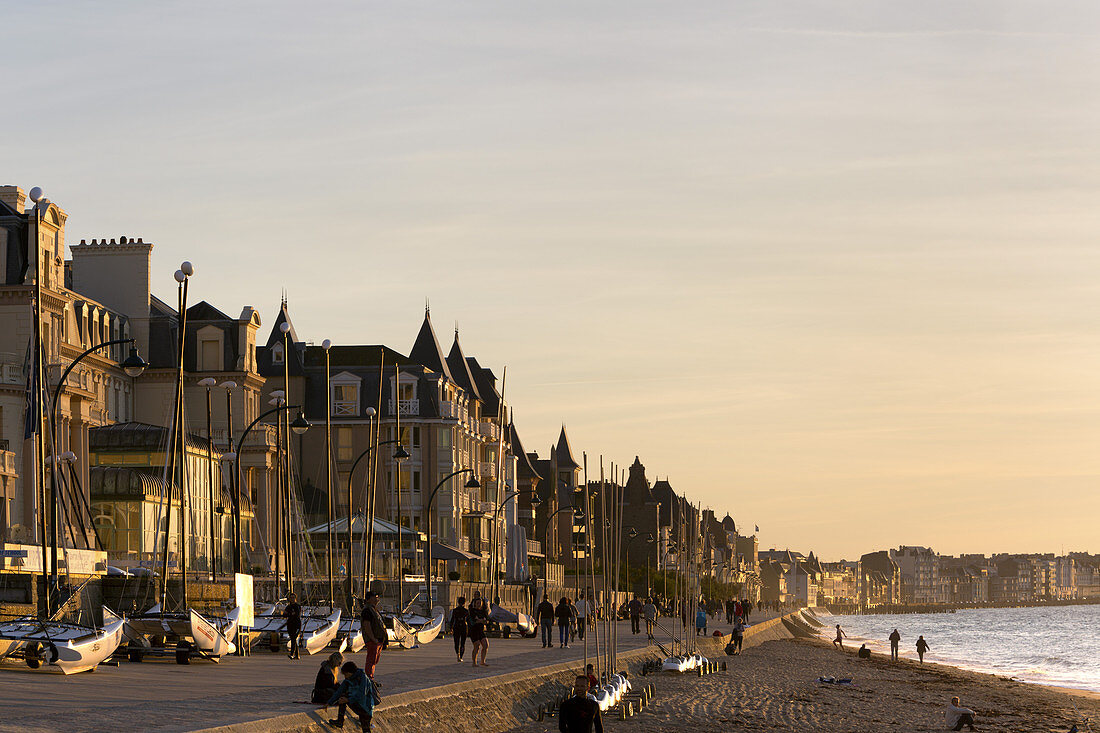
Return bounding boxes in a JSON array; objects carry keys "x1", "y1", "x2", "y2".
[{"x1": 0, "y1": 611, "x2": 781, "y2": 733}]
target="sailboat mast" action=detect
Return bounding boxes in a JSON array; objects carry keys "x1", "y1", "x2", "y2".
[{"x1": 395, "y1": 362, "x2": 403, "y2": 611}]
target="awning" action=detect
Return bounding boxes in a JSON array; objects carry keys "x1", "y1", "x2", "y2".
[
  {"x1": 430, "y1": 541, "x2": 480, "y2": 562},
  {"x1": 306, "y1": 513, "x2": 419, "y2": 539}
]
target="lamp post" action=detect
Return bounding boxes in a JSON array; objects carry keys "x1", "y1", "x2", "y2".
[
  {"x1": 646, "y1": 533, "x2": 654, "y2": 598},
  {"x1": 343, "y1": 434, "x2": 397, "y2": 605},
  {"x1": 198, "y1": 377, "x2": 218, "y2": 579},
  {"x1": 425, "y1": 469, "x2": 480, "y2": 616},
  {"x1": 624, "y1": 527, "x2": 638, "y2": 598},
  {"x1": 489, "y1": 489, "x2": 541, "y2": 604},
  {"x1": 322, "y1": 339, "x2": 334, "y2": 606},
  {"x1": 539, "y1": 505, "x2": 583, "y2": 603},
  {"x1": 45, "y1": 337, "x2": 146, "y2": 604},
  {"x1": 219, "y1": 381, "x2": 237, "y2": 575},
  {"x1": 234, "y1": 403, "x2": 301, "y2": 576}
]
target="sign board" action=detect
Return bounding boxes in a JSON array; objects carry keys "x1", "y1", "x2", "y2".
[
  {"x1": 0, "y1": 549, "x2": 28, "y2": 558},
  {"x1": 235, "y1": 573, "x2": 254, "y2": 628}
]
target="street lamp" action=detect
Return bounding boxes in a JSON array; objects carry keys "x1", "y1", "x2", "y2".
[
  {"x1": 424, "y1": 469, "x2": 481, "y2": 616},
  {"x1": 625, "y1": 527, "x2": 638, "y2": 599},
  {"x1": 646, "y1": 533, "x2": 655, "y2": 598},
  {"x1": 539, "y1": 505, "x2": 584, "y2": 602},
  {"x1": 343, "y1": 434, "x2": 399, "y2": 604},
  {"x1": 46, "y1": 336, "x2": 146, "y2": 607}
]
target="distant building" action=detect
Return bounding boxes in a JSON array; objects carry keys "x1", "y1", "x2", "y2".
[
  {"x1": 859, "y1": 550, "x2": 901, "y2": 607},
  {"x1": 890, "y1": 545, "x2": 944, "y2": 604}
]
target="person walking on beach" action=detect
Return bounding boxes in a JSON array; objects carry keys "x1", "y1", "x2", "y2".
[
  {"x1": 889, "y1": 628, "x2": 901, "y2": 661},
  {"x1": 323, "y1": 661, "x2": 377, "y2": 731},
  {"x1": 833, "y1": 624, "x2": 846, "y2": 650},
  {"x1": 359, "y1": 591, "x2": 387, "y2": 679},
  {"x1": 559, "y1": 674, "x2": 604, "y2": 733},
  {"x1": 695, "y1": 606, "x2": 707, "y2": 636},
  {"x1": 469, "y1": 598, "x2": 489, "y2": 667},
  {"x1": 627, "y1": 595, "x2": 643, "y2": 635},
  {"x1": 642, "y1": 597, "x2": 658, "y2": 636},
  {"x1": 945, "y1": 696, "x2": 977, "y2": 731},
  {"x1": 555, "y1": 597, "x2": 574, "y2": 649},
  {"x1": 284, "y1": 592, "x2": 302, "y2": 660},
  {"x1": 916, "y1": 635, "x2": 930, "y2": 664},
  {"x1": 449, "y1": 597, "x2": 469, "y2": 663},
  {"x1": 538, "y1": 595, "x2": 555, "y2": 648},
  {"x1": 731, "y1": 616, "x2": 745, "y2": 654}
]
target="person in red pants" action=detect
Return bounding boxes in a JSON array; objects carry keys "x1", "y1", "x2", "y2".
[{"x1": 359, "y1": 591, "x2": 387, "y2": 679}]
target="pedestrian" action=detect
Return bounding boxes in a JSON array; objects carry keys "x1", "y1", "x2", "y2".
[
  {"x1": 449, "y1": 597, "x2": 469, "y2": 663},
  {"x1": 575, "y1": 593, "x2": 589, "y2": 641},
  {"x1": 558, "y1": 674, "x2": 603, "y2": 733},
  {"x1": 537, "y1": 594, "x2": 555, "y2": 649},
  {"x1": 555, "y1": 597, "x2": 574, "y2": 648},
  {"x1": 311, "y1": 651, "x2": 344, "y2": 703},
  {"x1": 945, "y1": 696, "x2": 977, "y2": 731},
  {"x1": 742, "y1": 598, "x2": 752, "y2": 622},
  {"x1": 642, "y1": 597, "x2": 658, "y2": 636},
  {"x1": 731, "y1": 616, "x2": 745, "y2": 654},
  {"x1": 627, "y1": 595, "x2": 642, "y2": 635},
  {"x1": 725, "y1": 598, "x2": 734, "y2": 624},
  {"x1": 889, "y1": 628, "x2": 901, "y2": 661},
  {"x1": 585, "y1": 663, "x2": 598, "y2": 690},
  {"x1": 916, "y1": 635, "x2": 930, "y2": 664},
  {"x1": 469, "y1": 597, "x2": 489, "y2": 667},
  {"x1": 833, "y1": 624, "x2": 846, "y2": 650},
  {"x1": 359, "y1": 591, "x2": 387, "y2": 679},
  {"x1": 695, "y1": 606, "x2": 707, "y2": 636},
  {"x1": 568, "y1": 599, "x2": 578, "y2": 644},
  {"x1": 284, "y1": 592, "x2": 302, "y2": 660},
  {"x1": 323, "y1": 661, "x2": 377, "y2": 732}
]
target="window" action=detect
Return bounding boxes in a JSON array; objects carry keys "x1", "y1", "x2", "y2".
[
  {"x1": 201, "y1": 340, "x2": 220, "y2": 371},
  {"x1": 438, "y1": 427, "x2": 452, "y2": 451},
  {"x1": 411, "y1": 470, "x2": 421, "y2": 493},
  {"x1": 272, "y1": 343, "x2": 284, "y2": 365},
  {"x1": 336, "y1": 428, "x2": 354, "y2": 461},
  {"x1": 333, "y1": 383, "x2": 358, "y2": 416},
  {"x1": 410, "y1": 427, "x2": 421, "y2": 449},
  {"x1": 399, "y1": 382, "x2": 415, "y2": 401}
]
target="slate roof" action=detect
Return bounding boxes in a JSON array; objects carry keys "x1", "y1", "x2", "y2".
[
  {"x1": 509, "y1": 422, "x2": 542, "y2": 482},
  {"x1": 408, "y1": 311, "x2": 453, "y2": 381},
  {"x1": 299, "y1": 344, "x2": 423, "y2": 420},
  {"x1": 555, "y1": 426, "x2": 579, "y2": 469},
  {"x1": 257, "y1": 301, "x2": 305, "y2": 377},
  {"x1": 446, "y1": 332, "x2": 481, "y2": 403},
  {"x1": 721, "y1": 514, "x2": 737, "y2": 532},
  {"x1": 90, "y1": 421, "x2": 218, "y2": 454},
  {"x1": 467, "y1": 357, "x2": 501, "y2": 416}
]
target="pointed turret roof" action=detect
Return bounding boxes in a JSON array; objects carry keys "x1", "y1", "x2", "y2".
[
  {"x1": 555, "y1": 425, "x2": 579, "y2": 469},
  {"x1": 409, "y1": 308, "x2": 453, "y2": 381},
  {"x1": 446, "y1": 331, "x2": 481, "y2": 402},
  {"x1": 467, "y1": 357, "x2": 501, "y2": 416},
  {"x1": 266, "y1": 300, "x2": 299, "y2": 347},
  {"x1": 509, "y1": 420, "x2": 542, "y2": 481},
  {"x1": 623, "y1": 456, "x2": 656, "y2": 505}
]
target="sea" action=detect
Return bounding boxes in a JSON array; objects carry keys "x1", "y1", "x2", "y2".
[{"x1": 819, "y1": 605, "x2": 1100, "y2": 694}]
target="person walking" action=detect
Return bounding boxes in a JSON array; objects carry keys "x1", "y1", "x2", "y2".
[
  {"x1": 731, "y1": 616, "x2": 745, "y2": 654},
  {"x1": 575, "y1": 593, "x2": 589, "y2": 641},
  {"x1": 555, "y1": 597, "x2": 573, "y2": 649},
  {"x1": 469, "y1": 597, "x2": 489, "y2": 667},
  {"x1": 734, "y1": 599, "x2": 743, "y2": 623},
  {"x1": 741, "y1": 598, "x2": 752, "y2": 622},
  {"x1": 642, "y1": 597, "x2": 658, "y2": 636},
  {"x1": 916, "y1": 635, "x2": 930, "y2": 664},
  {"x1": 449, "y1": 597, "x2": 469, "y2": 663},
  {"x1": 695, "y1": 606, "x2": 707, "y2": 636},
  {"x1": 284, "y1": 592, "x2": 302, "y2": 660},
  {"x1": 323, "y1": 661, "x2": 377, "y2": 732},
  {"x1": 627, "y1": 595, "x2": 643, "y2": 635},
  {"x1": 945, "y1": 696, "x2": 977, "y2": 731},
  {"x1": 725, "y1": 598, "x2": 735, "y2": 625},
  {"x1": 833, "y1": 624, "x2": 846, "y2": 650},
  {"x1": 537, "y1": 595, "x2": 555, "y2": 649},
  {"x1": 559, "y1": 674, "x2": 603, "y2": 733},
  {"x1": 359, "y1": 591, "x2": 387, "y2": 679},
  {"x1": 889, "y1": 628, "x2": 901, "y2": 661}
]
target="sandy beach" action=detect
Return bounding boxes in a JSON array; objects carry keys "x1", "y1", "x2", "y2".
[{"x1": 510, "y1": 637, "x2": 1100, "y2": 732}]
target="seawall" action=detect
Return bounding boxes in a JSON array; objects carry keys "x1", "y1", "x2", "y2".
[{"x1": 187, "y1": 611, "x2": 804, "y2": 733}]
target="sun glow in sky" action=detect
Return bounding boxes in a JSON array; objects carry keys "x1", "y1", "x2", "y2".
[{"x1": 6, "y1": 1, "x2": 1100, "y2": 558}]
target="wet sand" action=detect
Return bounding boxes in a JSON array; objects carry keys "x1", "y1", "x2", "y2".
[{"x1": 510, "y1": 637, "x2": 1100, "y2": 732}]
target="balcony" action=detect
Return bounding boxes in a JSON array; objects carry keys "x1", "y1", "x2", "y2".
[
  {"x1": 0, "y1": 362, "x2": 22, "y2": 386},
  {"x1": 0, "y1": 450, "x2": 16, "y2": 478},
  {"x1": 332, "y1": 401, "x2": 358, "y2": 417},
  {"x1": 479, "y1": 421, "x2": 500, "y2": 441},
  {"x1": 526, "y1": 539, "x2": 542, "y2": 556},
  {"x1": 479, "y1": 462, "x2": 497, "y2": 479},
  {"x1": 439, "y1": 400, "x2": 461, "y2": 420},
  {"x1": 387, "y1": 399, "x2": 419, "y2": 416}
]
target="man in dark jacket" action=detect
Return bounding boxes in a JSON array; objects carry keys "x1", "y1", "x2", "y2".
[
  {"x1": 284, "y1": 592, "x2": 302, "y2": 659},
  {"x1": 559, "y1": 675, "x2": 602, "y2": 733},
  {"x1": 360, "y1": 591, "x2": 387, "y2": 678},
  {"x1": 537, "y1": 596, "x2": 555, "y2": 648}
]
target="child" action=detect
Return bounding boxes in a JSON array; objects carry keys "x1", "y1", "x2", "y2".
[{"x1": 324, "y1": 661, "x2": 377, "y2": 731}]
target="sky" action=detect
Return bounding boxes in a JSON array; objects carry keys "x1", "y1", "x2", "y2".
[{"x1": 5, "y1": 1, "x2": 1100, "y2": 559}]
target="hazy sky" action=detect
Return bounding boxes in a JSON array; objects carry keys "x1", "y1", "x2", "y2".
[{"x1": 6, "y1": 2, "x2": 1100, "y2": 559}]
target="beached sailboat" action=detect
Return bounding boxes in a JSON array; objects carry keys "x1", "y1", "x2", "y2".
[
  {"x1": 0, "y1": 615, "x2": 126, "y2": 675},
  {"x1": 245, "y1": 608, "x2": 341, "y2": 655}
]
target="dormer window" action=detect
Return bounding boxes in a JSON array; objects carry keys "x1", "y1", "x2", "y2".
[
  {"x1": 331, "y1": 371, "x2": 362, "y2": 417},
  {"x1": 272, "y1": 343, "x2": 284, "y2": 365}
]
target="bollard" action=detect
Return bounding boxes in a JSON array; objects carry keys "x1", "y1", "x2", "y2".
[
  {"x1": 537, "y1": 704, "x2": 544, "y2": 721},
  {"x1": 721, "y1": 660, "x2": 727, "y2": 671}
]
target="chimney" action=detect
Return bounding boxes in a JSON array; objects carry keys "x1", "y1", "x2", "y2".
[
  {"x1": 70, "y1": 238, "x2": 154, "y2": 358},
  {"x1": 0, "y1": 186, "x2": 27, "y2": 213}
]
